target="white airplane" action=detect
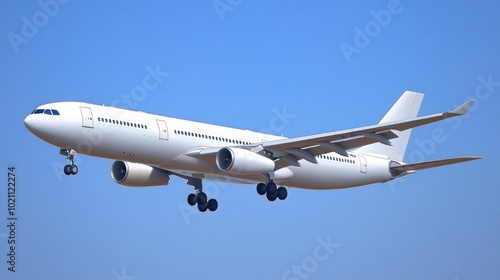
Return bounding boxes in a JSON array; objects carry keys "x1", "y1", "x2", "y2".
[{"x1": 24, "y1": 91, "x2": 481, "y2": 212}]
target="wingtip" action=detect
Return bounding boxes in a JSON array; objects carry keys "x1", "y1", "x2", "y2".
[
  {"x1": 468, "y1": 156, "x2": 484, "y2": 161},
  {"x1": 450, "y1": 99, "x2": 475, "y2": 115},
  {"x1": 459, "y1": 156, "x2": 484, "y2": 163}
]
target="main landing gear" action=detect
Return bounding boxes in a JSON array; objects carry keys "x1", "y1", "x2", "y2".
[
  {"x1": 60, "y1": 149, "x2": 78, "y2": 175},
  {"x1": 186, "y1": 178, "x2": 218, "y2": 212},
  {"x1": 256, "y1": 181, "x2": 288, "y2": 201}
]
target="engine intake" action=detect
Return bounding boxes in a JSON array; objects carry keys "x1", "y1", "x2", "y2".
[
  {"x1": 216, "y1": 147, "x2": 275, "y2": 174},
  {"x1": 110, "y1": 161, "x2": 170, "y2": 187}
]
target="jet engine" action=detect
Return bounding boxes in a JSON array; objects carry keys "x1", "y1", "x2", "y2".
[
  {"x1": 216, "y1": 147, "x2": 275, "y2": 174},
  {"x1": 110, "y1": 161, "x2": 170, "y2": 187}
]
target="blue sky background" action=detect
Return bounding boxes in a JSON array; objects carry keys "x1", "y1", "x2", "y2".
[{"x1": 1, "y1": 1, "x2": 499, "y2": 279}]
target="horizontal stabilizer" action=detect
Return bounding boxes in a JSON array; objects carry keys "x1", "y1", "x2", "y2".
[{"x1": 391, "y1": 156, "x2": 482, "y2": 173}]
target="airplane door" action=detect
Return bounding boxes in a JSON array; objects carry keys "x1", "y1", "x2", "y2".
[
  {"x1": 156, "y1": 119, "x2": 168, "y2": 140},
  {"x1": 80, "y1": 106, "x2": 94, "y2": 128},
  {"x1": 359, "y1": 155, "x2": 367, "y2": 173}
]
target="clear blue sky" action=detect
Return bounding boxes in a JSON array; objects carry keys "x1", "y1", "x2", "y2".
[{"x1": 1, "y1": 1, "x2": 499, "y2": 279}]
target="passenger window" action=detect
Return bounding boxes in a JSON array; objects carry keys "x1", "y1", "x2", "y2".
[{"x1": 44, "y1": 109, "x2": 52, "y2": 115}]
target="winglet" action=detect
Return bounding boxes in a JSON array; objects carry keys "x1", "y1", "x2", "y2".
[{"x1": 448, "y1": 99, "x2": 475, "y2": 116}]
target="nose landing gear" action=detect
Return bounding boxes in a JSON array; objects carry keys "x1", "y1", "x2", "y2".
[{"x1": 60, "y1": 149, "x2": 78, "y2": 175}]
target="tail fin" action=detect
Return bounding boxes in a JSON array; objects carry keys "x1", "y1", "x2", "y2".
[{"x1": 356, "y1": 91, "x2": 424, "y2": 161}]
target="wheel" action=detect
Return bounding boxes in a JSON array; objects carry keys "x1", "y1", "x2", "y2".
[
  {"x1": 70, "y1": 164, "x2": 78, "y2": 175},
  {"x1": 197, "y1": 202, "x2": 208, "y2": 212},
  {"x1": 187, "y1": 193, "x2": 197, "y2": 206},
  {"x1": 266, "y1": 190, "x2": 277, "y2": 201},
  {"x1": 207, "y1": 199, "x2": 218, "y2": 212},
  {"x1": 277, "y1": 187, "x2": 288, "y2": 200},
  {"x1": 267, "y1": 181, "x2": 277, "y2": 194},
  {"x1": 197, "y1": 192, "x2": 208, "y2": 205},
  {"x1": 256, "y1": 183, "x2": 267, "y2": 195},
  {"x1": 63, "y1": 165, "x2": 71, "y2": 175}
]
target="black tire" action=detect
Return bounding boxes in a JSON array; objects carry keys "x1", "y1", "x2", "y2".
[
  {"x1": 267, "y1": 181, "x2": 277, "y2": 194},
  {"x1": 277, "y1": 187, "x2": 288, "y2": 200},
  {"x1": 266, "y1": 190, "x2": 277, "y2": 201},
  {"x1": 63, "y1": 165, "x2": 71, "y2": 175},
  {"x1": 256, "y1": 183, "x2": 267, "y2": 195},
  {"x1": 70, "y1": 164, "x2": 78, "y2": 175},
  {"x1": 197, "y1": 202, "x2": 208, "y2": 212},
  {"x1": 197, "y1": 192, "x2": 208, "y2": 205},
  {"x1": 207, "y1": 199, "x2": 218, "y2": 212},
  {"x1": 187, "y1": 193, "x2": 197, "y2": 206}
]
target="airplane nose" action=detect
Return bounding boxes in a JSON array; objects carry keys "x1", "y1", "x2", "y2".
[{"x1": 24, "y1": 114, "x2": 39, "y2": 133}]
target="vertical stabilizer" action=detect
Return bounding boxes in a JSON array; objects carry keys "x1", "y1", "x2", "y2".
[{"x1": 356, "y1": 91, "x2": 424, "y2": 161}]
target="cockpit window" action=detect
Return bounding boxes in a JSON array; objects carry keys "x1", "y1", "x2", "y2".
[{"x1": 31, "y1": 108, "x2": 61, "y2": 115}]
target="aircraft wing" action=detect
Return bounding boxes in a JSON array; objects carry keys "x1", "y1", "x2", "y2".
[
  {"x1": 263, "y1": 99, "x2": 475, "y2": 169},
  {"x1": 186, "y1": 99, "x2": 475, "y2": 170}
]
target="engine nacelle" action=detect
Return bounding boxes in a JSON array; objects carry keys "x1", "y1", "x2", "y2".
[
  {"x1": 110, "y1": 161, "x2": 170, "y2": 187},
  {"x1": 216, "y1": 147, "x2": 275, "y2": 174}
]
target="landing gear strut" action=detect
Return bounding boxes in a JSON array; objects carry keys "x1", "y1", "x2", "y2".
[
  {"x1": 60, "y1": 149, "x2": 78, "y2": 175},
  {"x1": 186, "y1": 178, "x2": 218, "y2": 212},
  {"x1": 256, "y1": 180, "x2": 288, "y2": 201}
]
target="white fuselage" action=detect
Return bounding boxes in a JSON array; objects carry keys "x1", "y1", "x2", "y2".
[{"x1": 24, "y1": 102, "x2": 395, "y2": 189}]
